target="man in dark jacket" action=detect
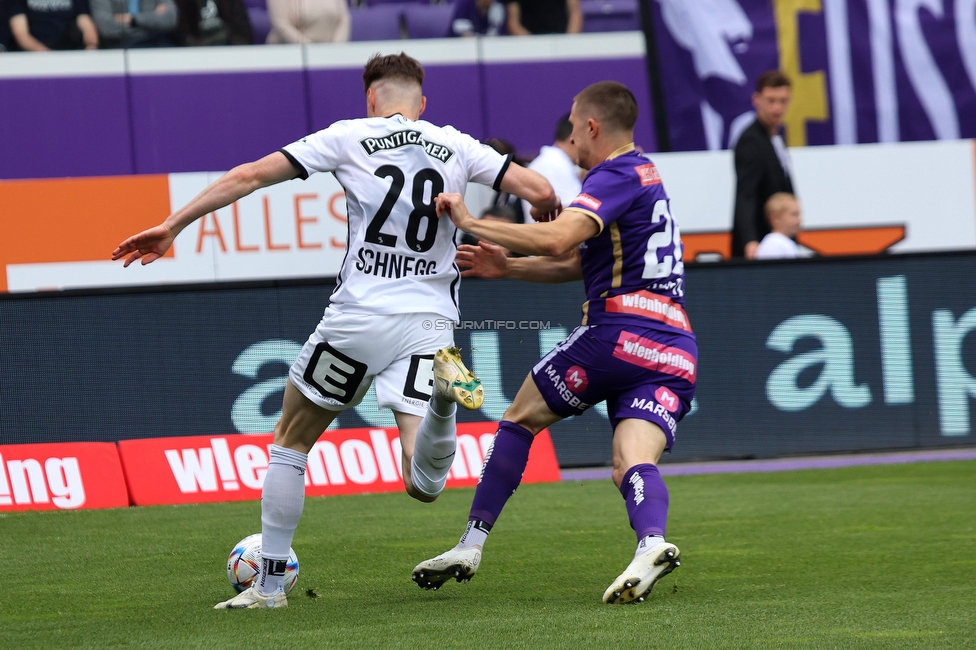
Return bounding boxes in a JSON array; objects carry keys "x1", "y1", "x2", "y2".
[
  {"x1": 174, "y1": 0, "x2": 252, "y2": 45},
  {"x1": 731, "y1": 71, "x2": 794, "y2": 259}
]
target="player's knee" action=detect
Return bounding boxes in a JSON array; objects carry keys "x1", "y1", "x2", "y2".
[
  {"x1": 500, "y1": 402, "x2": 549, "y2": 435},
  {"x1": 500, "y1": 413, "x2": 544, "y2": 435},
  {"x1": 611, "y1": 465, "x2": 627, "y2": 488}
]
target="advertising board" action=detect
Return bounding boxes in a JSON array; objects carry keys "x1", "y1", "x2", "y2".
[{"x1": 3, "y1": 253, "x2": 974, "y2": 466}]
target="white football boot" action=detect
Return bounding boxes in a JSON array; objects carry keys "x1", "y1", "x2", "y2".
[
  {"x1": 214, "y1": 585, "x2": 288, "y2": 609},
  {"x1": 433, "y1": 347, "x2": 484, "y2": 410},
  {"x1": 602, "y1": 542, "x2": 680, "y2": 604},
  {"x1": 412, "y1": 546, "x2": 482, "y2": 590}
]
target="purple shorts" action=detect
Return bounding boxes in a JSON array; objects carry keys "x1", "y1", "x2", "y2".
[{"x1": 530, "y1": 324, "x2": 697, "y2": 449}]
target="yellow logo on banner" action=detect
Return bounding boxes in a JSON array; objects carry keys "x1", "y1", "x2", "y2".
[{"x1": 774, "y1": 0, "x2": 829, "y2": 146}]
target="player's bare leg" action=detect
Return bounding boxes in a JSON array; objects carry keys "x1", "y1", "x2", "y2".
[
  {"x1": 394, "y1": 411, "x2": 437, "y2": 502},
  {"x1": 413, "y1": 375, "x2": 561, "y2": 589},
  {"x1": 603, "y1": 419, "x2": 680, "y2": 604},
  {"x1": 400, "y1": 347, "x2": 484, "y2": 502},
  {"x1": 215, "y1": 380, "x2": 338, "y2": 609}
]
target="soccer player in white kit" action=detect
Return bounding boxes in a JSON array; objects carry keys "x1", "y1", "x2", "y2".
[{"x1": 112, "y1": 53, "x2": 558, "y2": 609}]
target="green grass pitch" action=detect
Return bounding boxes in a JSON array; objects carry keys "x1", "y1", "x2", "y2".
[{"x1": 2, "y1": 460, "x2": 974, "y2": 649}]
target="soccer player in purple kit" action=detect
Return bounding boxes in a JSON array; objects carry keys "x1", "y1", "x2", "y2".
[{"x1": 412, "y1": 80, "x2": 696, "y2": 604}]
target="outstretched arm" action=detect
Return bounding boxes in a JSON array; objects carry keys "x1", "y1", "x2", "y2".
[
  {"x1": 497, "y1": 163, "x2": 561, "y2": 219},
  {"x1": 457, "y1": 241, "x2": 582, "y2": 283},
  {"x1": 437, "y1": 193, "x2": 598, "y2": 257},
  {"x1": 10, "y1": 14, "x2": 49, "y2": 51},
  {"x1": 112, "y1": 152, "x2": 298, "y2": 266}
]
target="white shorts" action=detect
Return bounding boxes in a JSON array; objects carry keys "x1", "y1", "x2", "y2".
[{"x1": 289, "y1": 308, "x2": 454, "y2": 417}]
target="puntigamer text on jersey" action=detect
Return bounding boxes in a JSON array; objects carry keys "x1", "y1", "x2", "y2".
[{"x1": 359, "y1": 130, "x2": 456, "y2": 163}]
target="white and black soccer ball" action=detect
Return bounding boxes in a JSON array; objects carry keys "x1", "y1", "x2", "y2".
[{"x1": 226, "y1": 533, "x2": 299, "y2": 594}]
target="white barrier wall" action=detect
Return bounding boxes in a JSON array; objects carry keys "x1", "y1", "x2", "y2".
[
  {"x1": 2, "y1": 139, "x2": 975, "y2": 292},
  {"x1": 650, "y1": 139, "x2": 976, "y2": 254}
]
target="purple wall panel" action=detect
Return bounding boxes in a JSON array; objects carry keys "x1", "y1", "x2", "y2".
[
  {"x1": 307, "y1": 64, "x2": 485, "y2": 140},
  {"x1": 414, "y1": 64, "x2": 485, "y2": 139},
  {"x1": 129, "y1": 71, "x2": 309, "y2": 174},
  {"x1": 0, "y1": 77, "x2": 133, "y2": 179},
  {"x1": 481, "y1": 58, "x2": 656, "y2": 156},
  {"x1": 306, "y1": 68, "x2": 370, "y2": 131}
]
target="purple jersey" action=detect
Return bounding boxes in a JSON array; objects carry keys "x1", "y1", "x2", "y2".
[{"x1": 567, "y1": 146, "x2": 691, "y2": 335}]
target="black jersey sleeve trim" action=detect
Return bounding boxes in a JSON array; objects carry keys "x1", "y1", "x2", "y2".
[
  {"x1": 279, "y1": 149, "x2": 309, "y2": 180},
  {"x1": 492, "y1": 153, "x2": 513, "y2": 191}
]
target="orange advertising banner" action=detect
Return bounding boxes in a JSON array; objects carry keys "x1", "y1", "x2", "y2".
[{"x1": 0, "y1": 175, "x2": 170, "y2": 292}]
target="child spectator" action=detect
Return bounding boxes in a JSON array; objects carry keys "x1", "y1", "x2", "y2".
[{"x1": 755, "y1": 192, "x2": 802, "y2": 260}]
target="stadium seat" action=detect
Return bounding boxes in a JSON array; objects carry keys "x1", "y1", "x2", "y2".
[
  {"x1": 350, "y1": 5, "x2": 405, "y2": 41},
  {"x1": 243, "y1": 0, "x2": 273, "y2": 43},
  {"x1": 364, "y1": 0, "x2": 430, "y2": 5},
  {"x1": 403, "y1": 3, "x2": 453, "y2": 39},
  {"x1": 581, "y1": 0, "x2": 640, "y2": 33}
]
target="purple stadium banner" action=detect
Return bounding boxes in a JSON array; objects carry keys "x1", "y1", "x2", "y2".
[{"x1": 650, "y1": 0, "x2": 976, "y2": 150}]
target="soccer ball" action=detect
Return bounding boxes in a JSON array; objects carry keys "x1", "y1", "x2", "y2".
[{"x1": 226, "y1": 533, "x2": 300, "y2": 594}]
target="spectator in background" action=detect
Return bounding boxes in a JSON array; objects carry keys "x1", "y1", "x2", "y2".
[
  {"x1": 486, "y1": 137, "x2": 527, "y2": 223},
  {"x1": 174, "y1": 0, "x2": 252, "y2": 45},
  {"x1": 522, "y1": 113, "x2": 581, "y2": 223},
  {"x1": 90, "y1": 0, "x2": 176, "y2": 47},
  {"x1": 266, "y1": 0, "x2": 348, "y2": 44},
  {"x1": 460, "y1": 204, "x2": 520, "y2": 250},
  {"x1": 732, "y1": 70, "x2": 794, "y2": 259},
  {"x1": 506, "y1": 0, "x2": 581, "y2": 35},
  {"x1": 8, "y1": 0, "x2": 99, "y2": 50},
  {"x1": 449, "y1": 0, "x2": 505, "y2": 37},
  {"x1": 755, "y1": 192, "x2": 803, "y2": 260}
]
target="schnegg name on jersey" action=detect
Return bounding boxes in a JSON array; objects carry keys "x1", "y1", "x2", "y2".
[
  {"x1": 355, "y1": 248, "x2": 437, "y2": 278},
  {"x1": 359, "y1": 130, "x2": 455, "y2": 163}
]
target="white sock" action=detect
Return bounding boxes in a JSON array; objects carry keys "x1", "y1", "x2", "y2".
[
  {"x1": 635, "y1": 535, "x2": 665, "y2": 557},
  {"x1": 457, "y1": 519, "x2": 491, "y2": 550},
  {"x1": 410, "y1": 404, "x2": 457, "y2": 497},
  {"x1": 258, "y1": 444, "x2": 307, "y2": 595}
]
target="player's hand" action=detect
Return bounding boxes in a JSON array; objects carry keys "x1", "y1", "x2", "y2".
[
  {"x1": 529, "y1": 200, "x2": 562, "y2": 223},
  {"x1": 111, "y1": 224, "x2": 176, "y2": 267},
  {"x1": 435, "y1": 193, "x2": 474, "y2": 230},
  {"x1": 456, "y1": 241, "x2": 508, "y2": 279}
]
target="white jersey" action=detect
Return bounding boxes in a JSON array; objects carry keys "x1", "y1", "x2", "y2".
[
  {"x1": 281, "y1": 114, "x2": 510, "y2": 321},
  {"x1": 755, "y1": 232, "x2": 799, "y2": 259}
]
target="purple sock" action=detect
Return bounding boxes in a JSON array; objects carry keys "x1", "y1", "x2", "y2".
[
  {"x1": 619, "y1": 463, "x2": 669, "y2": 540},
  {"x1": 469, "y1": 421, "x2": 535, "y2": 526}
]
